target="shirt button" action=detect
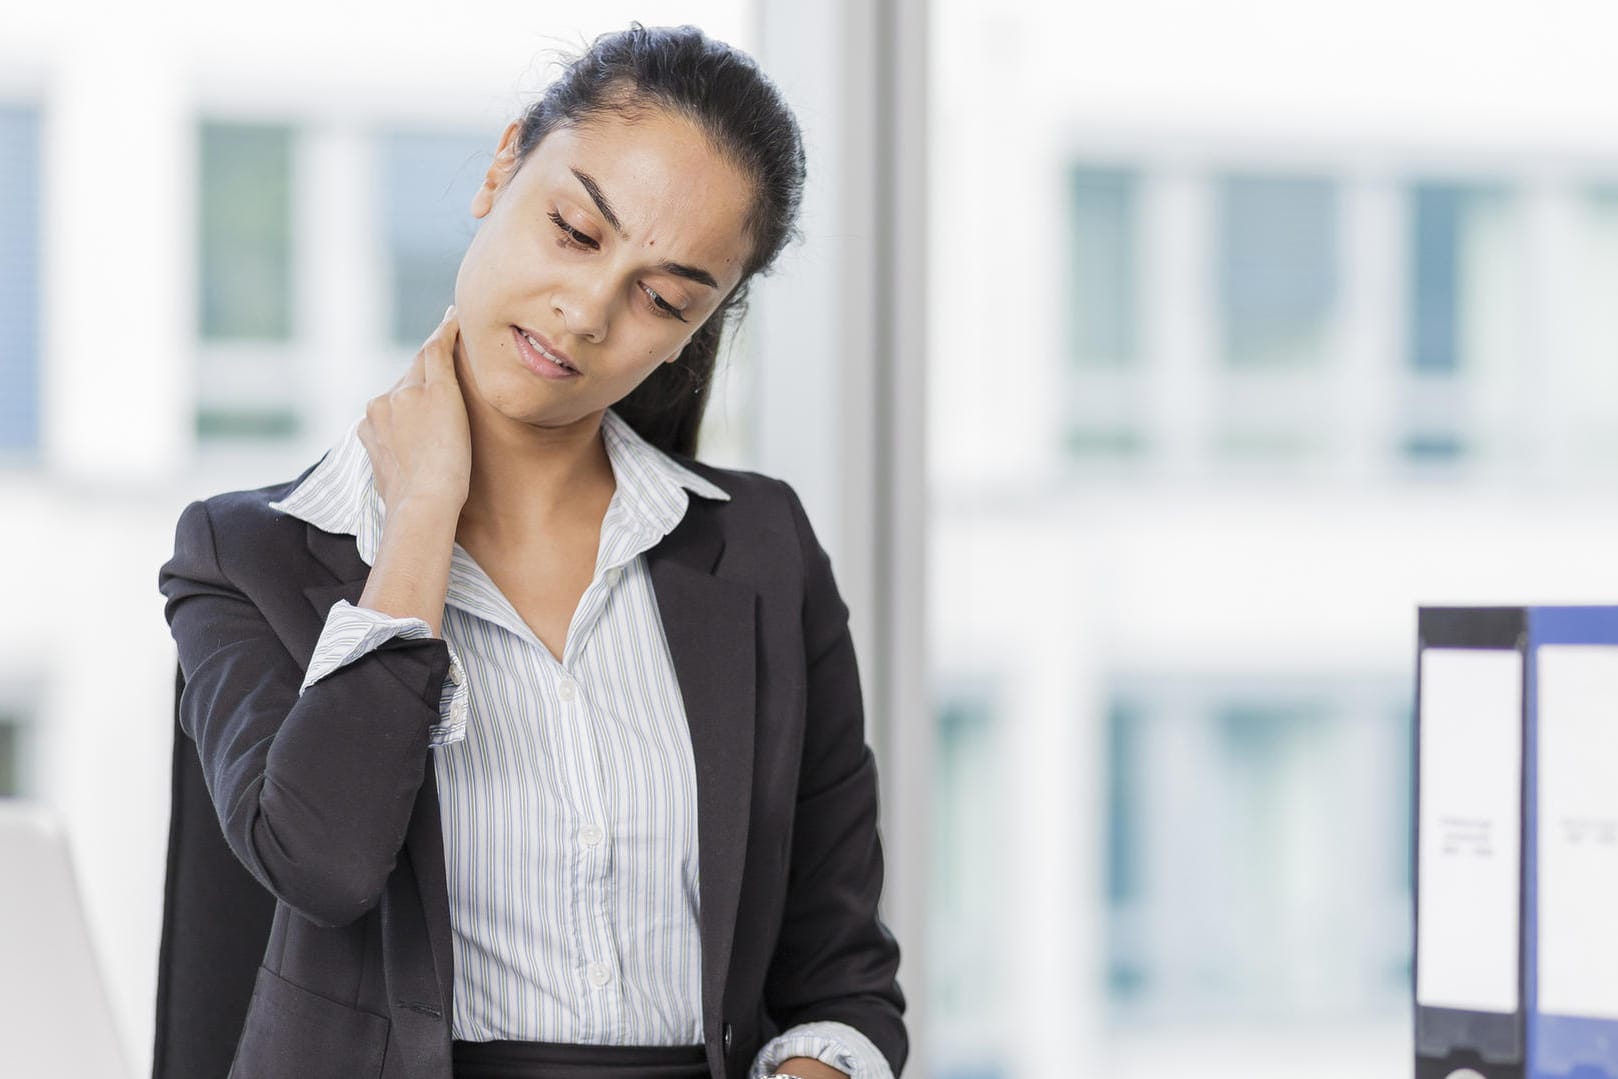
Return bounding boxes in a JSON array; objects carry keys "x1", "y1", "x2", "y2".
[
  {"x1": 558, "y1": 678, "x2": 577, "y2": 702},
  {"x1": 578, "y1": 823, "x2": 605, "y2": 848},
  {"x1": 587, "y1": 961, "x2": 612, "y2": 987}
]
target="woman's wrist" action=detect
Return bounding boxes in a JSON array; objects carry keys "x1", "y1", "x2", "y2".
[{"x1": 360, "y1": 496, "x2": 459, "y2": 636}]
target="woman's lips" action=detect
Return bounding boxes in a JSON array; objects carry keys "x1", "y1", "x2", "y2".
[{"x1": 512, "y1": 326, "x2": 580, "y2": 380}]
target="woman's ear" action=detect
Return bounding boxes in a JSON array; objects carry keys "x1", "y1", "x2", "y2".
[{"x1": 470, "y1": 121, "x2": 524, "y2": 219}]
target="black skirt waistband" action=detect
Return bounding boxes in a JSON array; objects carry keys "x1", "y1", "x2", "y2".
[{"x1": 451, "y1": 1038, "x2": 710, "y2": 1079}]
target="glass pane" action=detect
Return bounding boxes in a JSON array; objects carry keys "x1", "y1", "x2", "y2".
[
  {"x1": 1401, "y1": 180, "x2": 1521, "y2": 467},
  {"x1": 198, "y1": 121, "x2": 294, "y2": 341},
  {"x1": 1408, "y1": 184, "x2": 1464, "y2": 373},
  {"x1": 0, "y1": 105, "x2": 41, "y2": 456},
  {"x1": 1218, "y1": 175, "x2": 1336, "y2": 368},
  {"x1": 195, "y1": 406, "x2": 299, "y2": 440},
  {"x1": 1406, "y1": 182, "x2": 1513, "y2": 375},
  {"x1": 1063, "y1": 425, "x2": 1146, "y2": 460},
  {"x1": 0, "y1": 720, "x2": 18, "y2": 797},
  {"x1": 1069, "y1": 167, "x2": 1138, "y2": 368},
  {"x1": 378, "y1": 130, "x2": 489, "y2": 348},
  {"x1": 931, "y1": 687, "x2": 1006, "y2": 1058},
  {"x1": 1105, "y1": 699, "x2": 1146, "y2": 1002},
  {"x1": 1105, "y1": 682, "x2": 1412, "y2": 1026},
  {"x1": 1567, "y1": 188, "x2": 1618, "y2": 466}
]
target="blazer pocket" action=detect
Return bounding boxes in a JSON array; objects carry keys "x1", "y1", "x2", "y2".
[{"x1": 228, "y1": 963, "x2": 390, "y2": 1079}]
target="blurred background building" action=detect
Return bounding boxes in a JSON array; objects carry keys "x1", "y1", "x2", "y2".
[{"x1": 5, "y1": 1, "x2": 1618, "y2": 1077}]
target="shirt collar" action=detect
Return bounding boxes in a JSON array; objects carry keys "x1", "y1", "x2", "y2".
[{"x1": 268, "y1": 405, "x2": 731, "y2": 567}]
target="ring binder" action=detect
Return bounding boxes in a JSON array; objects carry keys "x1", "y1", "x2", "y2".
[{"x1": 1414, "y1": 606, "x2": 1618, "y2": 1079}]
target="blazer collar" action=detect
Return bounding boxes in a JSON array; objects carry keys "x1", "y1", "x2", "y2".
[{"x1": 294, "y1": 473, "x2": 757, "y2": 1045}]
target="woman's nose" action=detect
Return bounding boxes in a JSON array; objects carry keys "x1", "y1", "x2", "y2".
[{"x1": 554, "y1": 284, "x2": 610, "y2": 344}]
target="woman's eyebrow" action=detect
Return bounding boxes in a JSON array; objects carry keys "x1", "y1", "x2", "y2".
[{"x1": 570, "y1": 166, "x2": 720, "y2": 289}]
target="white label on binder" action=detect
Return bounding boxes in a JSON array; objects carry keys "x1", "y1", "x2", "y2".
[
  {"x1": 1537, "y1": 645, "x2": 1618, "y2": 1020},
  {"x1": 1416, "y1": 647, "x2": 1522, "y2": 1014}
]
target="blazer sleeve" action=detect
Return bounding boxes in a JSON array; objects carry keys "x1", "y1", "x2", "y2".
[
  {"x1": 763, "y1": 478, "x2": 908, "y2": 1076},
  {"x1": 156, "y1": 497, "x2": 455, "y2": 928},
  {"x1": 303, "y1": 598, "x2": 470, "y2": 748}
]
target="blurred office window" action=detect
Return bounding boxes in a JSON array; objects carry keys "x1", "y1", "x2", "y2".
[
  {"x1": 930, "y1": 683, "x2": 1008, "y2": 1077},
  {"x1": 1401, "y1": 181, "x2": 1522, "y2": 466},
  {"x1": 199, "y1": 121, "x2": 295, "y2": 342},
  {"x1": 1070, "y1": 167, "x2": 1139, "y2": 369},
  {"x1": 0, "y1": 104, "x2": 41, "y2": 459},
  {"x1": 1567, "y1": 187, "x2": 1618, "y2": 469},
  {"x1": 1214, "y1": 174, "x2": 1340, "y2": 463},
  {"x1": 377, "y1": 129, "x2": 487, "y2": 349},
  {"x1": 1218, "y1": 175, "x2": 1337, "y2": 371},
  {"x1": 1065, "y1": 166, "x2": 1145, "y2": 460},
  {"x1": 1103, "y1": 677, "x2": 1412, "y2": 1026},
  {"x1": 196, "y1": 120, "x2": 300, "y2": 441},
  {"x1": 0, "y1": 712, "x2": 24, "y2": 797}
]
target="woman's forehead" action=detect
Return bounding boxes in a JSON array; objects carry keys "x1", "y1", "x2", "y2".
[{"x1": 528, "y1": 114, "x2": 753, "y2": 271}]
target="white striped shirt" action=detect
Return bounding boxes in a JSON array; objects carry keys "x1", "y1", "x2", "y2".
[{"x1": 266, "y1": 405, "x2": 891, "y2": 1079}]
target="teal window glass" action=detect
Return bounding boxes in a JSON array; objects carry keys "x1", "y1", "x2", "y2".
[
  {"x1": 378, "y1": 130, "x2": 488, "y2": 348},
  {"x1": 1069, "y1": 167, "x2": 1138, "y2": 368},
  {"x1": 194, "y1": 409, "x2": 299, "y2": 440},
  {"x1": 1409, "y1": 184, "x2": 1464, "y2": 373},
  {"x1": 1105, "y1": 681, "x2": 1412, "y2": 1023},
  {"x1": 1105, "y1": 698, "x2": 1147, "y2": 1002},
  {"x1": 1217, "y1": 174, "x2": 1337, "y2": 368},
  {"x1": 198, "y1": 121, "x2": 295, "y2": 341},
  {"x1": 0, "y1": 105, "x2": 41, "y2": 456},
  {"x1": 932, "y1": 690, "x2": 1003, "y2": 1014},
  {"x1": 1406, "y1": 181, "x2": 1510, "y2": 374},
  {"x1": 0, "y1": 717, "x2": 20, "y2": 797}
]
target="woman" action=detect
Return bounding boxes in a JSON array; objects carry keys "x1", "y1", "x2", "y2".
[{"x1": 156, "y1": 22, "x2": 906, "y2": 1079}]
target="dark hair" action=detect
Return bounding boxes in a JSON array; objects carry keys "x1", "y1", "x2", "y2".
[{"x1": 509, "y1": 22, "x2": 807, "y2": 458}]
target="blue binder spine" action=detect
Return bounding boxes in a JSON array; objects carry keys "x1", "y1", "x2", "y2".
[{"x1": 1525, "y1": 606, "x2": 1618, "y2": 1079}]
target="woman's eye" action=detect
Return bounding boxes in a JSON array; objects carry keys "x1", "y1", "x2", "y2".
[
  {"x1": 548, "y1": 210, "x2": 596, "y2": 250},
  {"x1": 642, "y1": 283, "x2": 688, "y2": 323},
  {"x1": 640, "y1": 284, "x2": 686, "y2": 323},
  {"x1": 549, "y1": 209, "x2": 687, "y2": 323}
]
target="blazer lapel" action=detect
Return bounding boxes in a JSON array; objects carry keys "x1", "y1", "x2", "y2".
[
  {"x1": 293, "y1": 500, "x2": 759, "y2": 1040},
  {"x1": 644, "y1": 501, "x2": 758, "y2": 1041}
]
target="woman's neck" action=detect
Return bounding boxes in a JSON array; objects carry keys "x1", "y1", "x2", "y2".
[{"x1": 456, "y1": 399, "x2": 617, "y2": 550}]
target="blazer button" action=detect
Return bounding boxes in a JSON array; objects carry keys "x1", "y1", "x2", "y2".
[{"x1": 722, "y1": 1022, "x2": 733, "y2": 1053}]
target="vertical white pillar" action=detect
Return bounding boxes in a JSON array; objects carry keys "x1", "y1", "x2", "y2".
[
  {"x1": 300, "y1": 118, "x2": 387, "y2": 447},
  {"x1": 1521, "y1": 174, "x2": 1576, "y2": 484},
  {"x1": 1144, "y1": 167, "x2": 1214, "y2": 479},
  {"x1": 44, "y1": 33, "x2": 191, "y2": 479},
  {"x1": 1339, "y1": 175, "x2": 1403, "y2": 482},
  {"x1": 753, "y1": 0, "x2": 931, "y2": 1071}
]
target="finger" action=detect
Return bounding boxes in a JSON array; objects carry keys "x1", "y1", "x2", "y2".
[
  {"x1": 395, "y1": 348, "x2": 427, "y2": 390},
  {"x1": 423, "y1": 305, "x2": 459, "y2": 385}
]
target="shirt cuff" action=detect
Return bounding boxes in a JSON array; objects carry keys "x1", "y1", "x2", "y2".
[
  {"x1": 301, "y1": 599, "x2": 468, "y2": 747},
  {"x1": 748, "y1": 1019, "x2": 894, "y2": 1079}
]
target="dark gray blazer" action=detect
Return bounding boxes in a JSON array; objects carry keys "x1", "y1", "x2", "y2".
[{"x1": 152, "y1": 452, "x2": 906, "y2": 1079}]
